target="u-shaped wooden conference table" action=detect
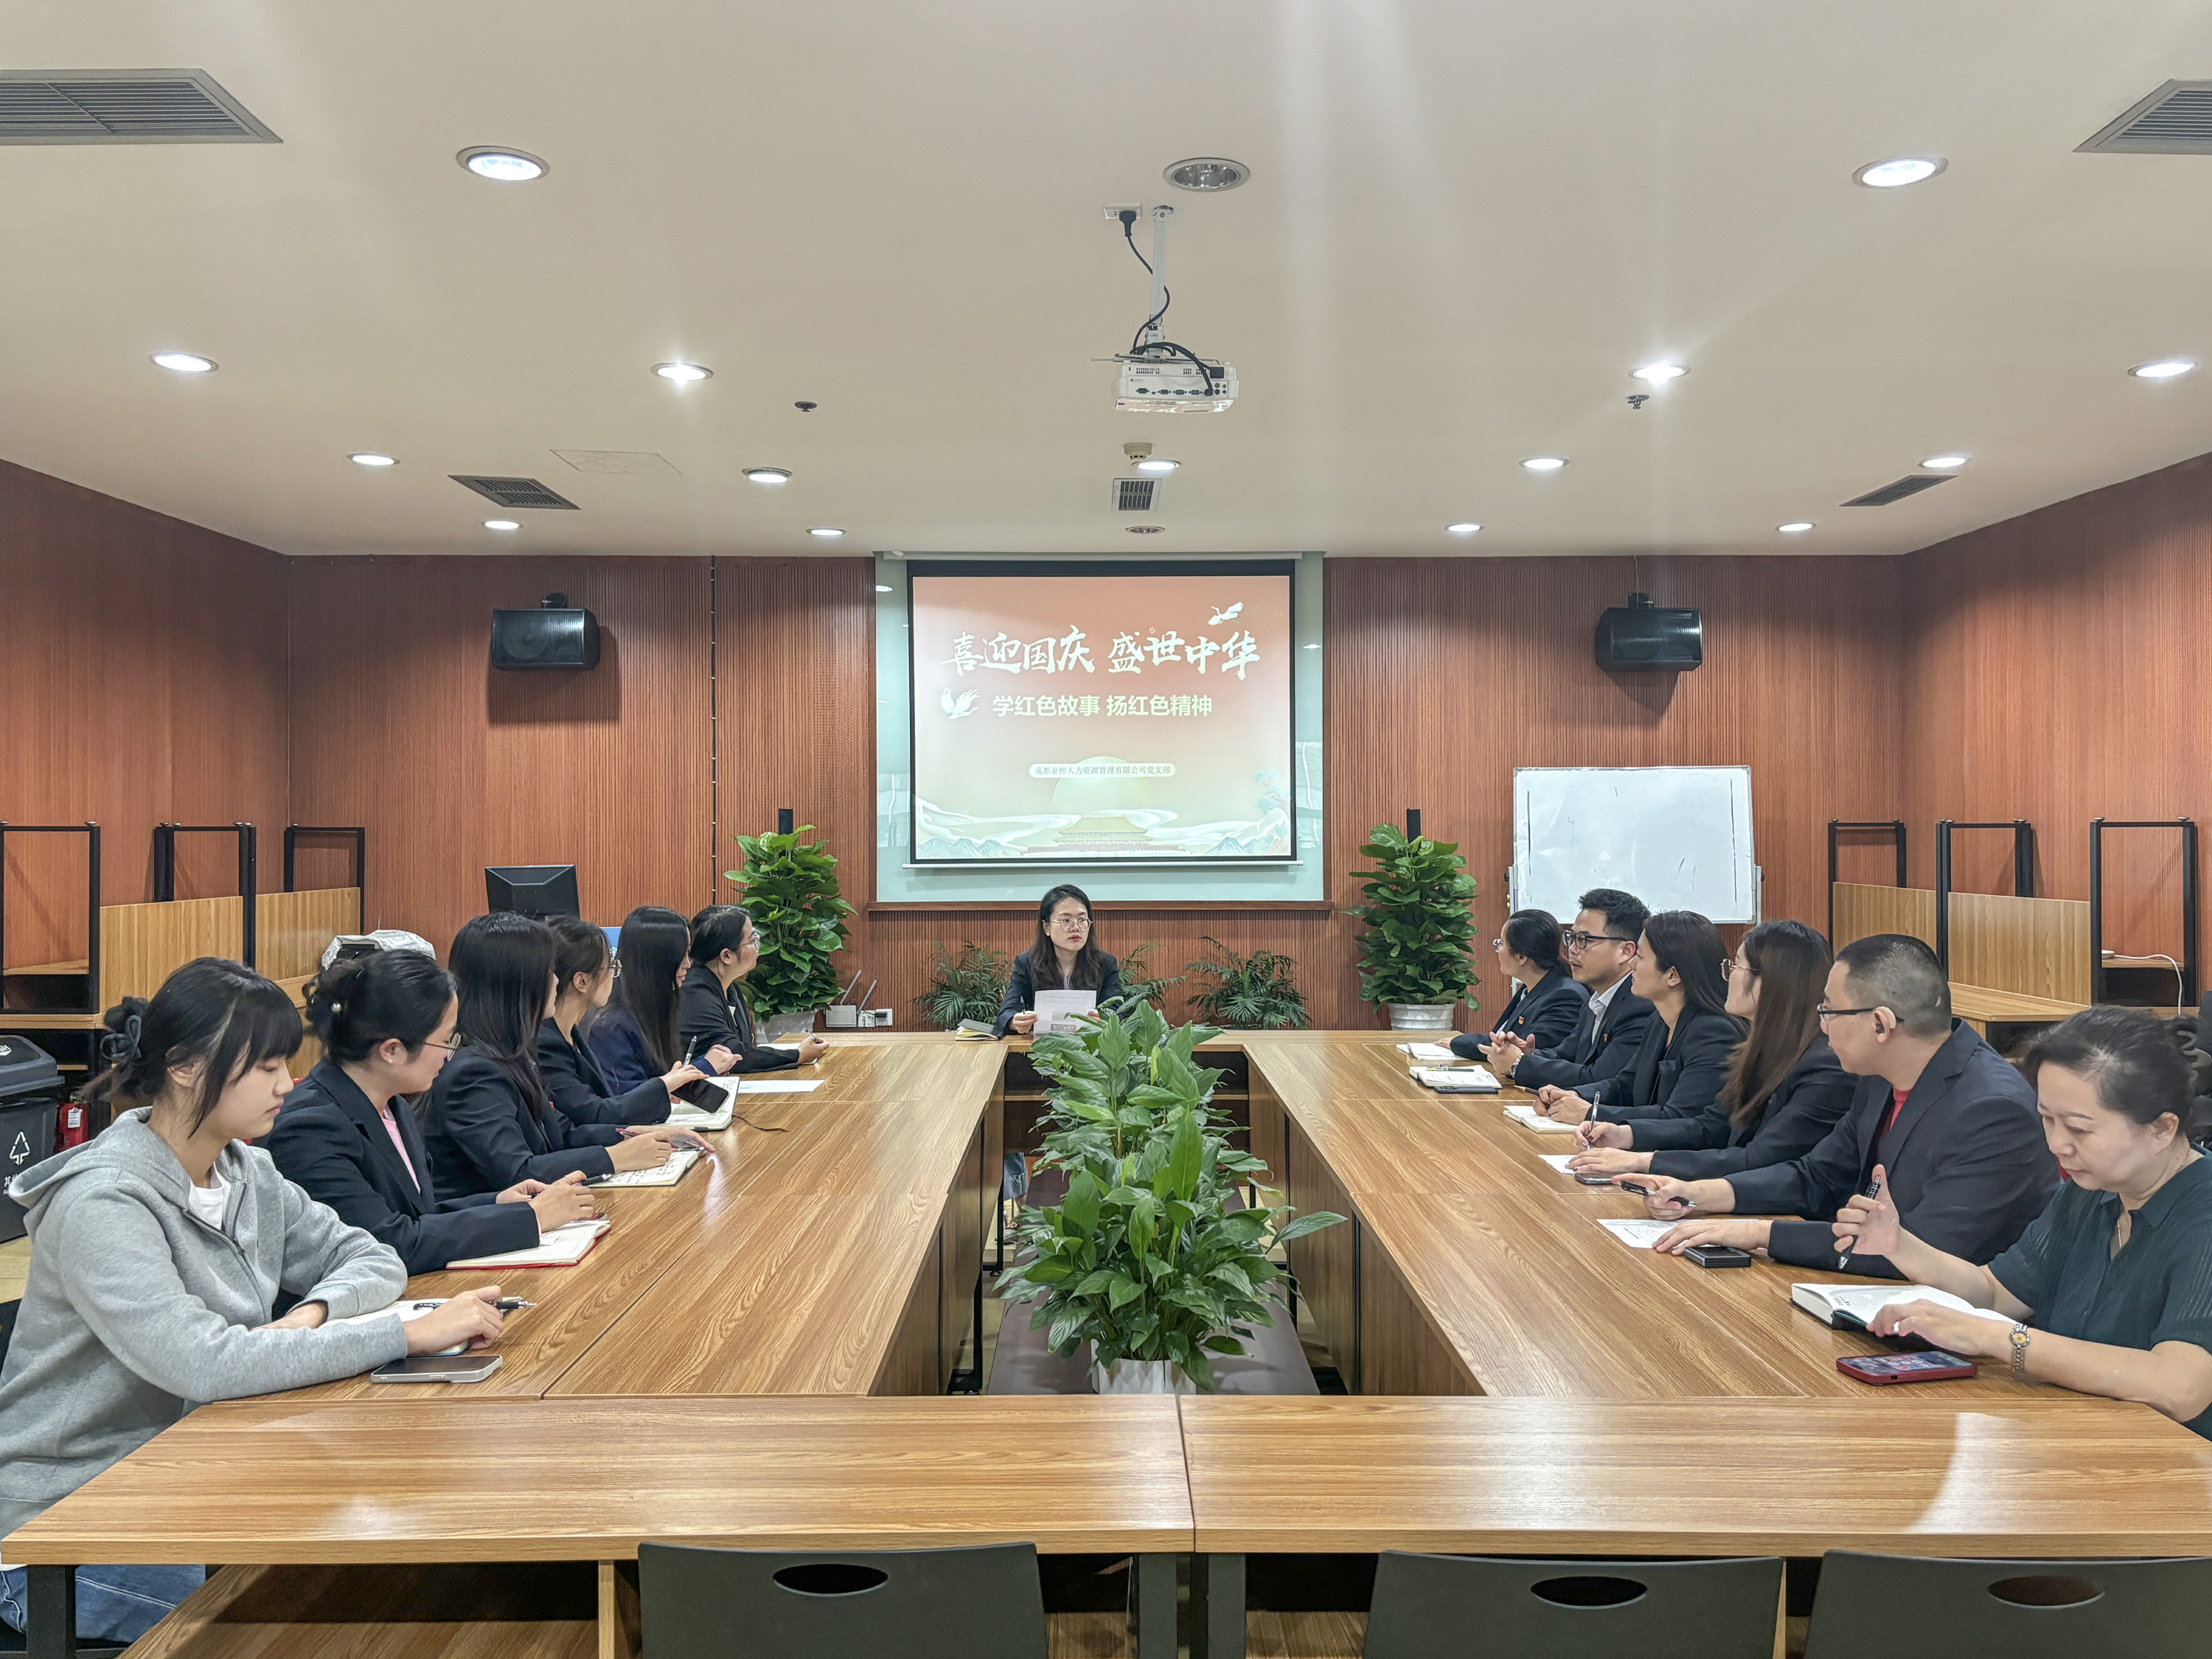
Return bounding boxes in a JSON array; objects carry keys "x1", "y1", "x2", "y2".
[{"x1": 10, "y1": 1031, "x2": 2212, "y2": 1659}]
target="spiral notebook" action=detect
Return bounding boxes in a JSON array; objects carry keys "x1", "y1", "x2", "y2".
[
  {"x1": 448, "y1": 1218, "x2": 610, "y2": 1270},
  {"x1": 588, "y1": 1148, "x2": 703, "y2": 1189}
]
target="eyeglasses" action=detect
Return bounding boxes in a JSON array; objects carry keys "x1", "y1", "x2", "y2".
[
  {"x1": 1728, "y1": 960, "x2": 1756, "y2": 978},
  {"x1": 1051, "y1": 916, "x2": 1091, "y2": 931},
  {"x1": 1562, "y1": 931, "x2": 1636, "y2": 950},
  {"x1": 1815, "y1": 1004, "x2": 1882, "y2": 1023},
  {"x1": 422, "y1": 1032, "x2": 465, "y2": 1052}
]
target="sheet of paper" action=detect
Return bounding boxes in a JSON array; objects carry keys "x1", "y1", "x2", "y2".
[
  {"x1": 1597, "y1": 1218, "x2": 1682, "y2": 1250},
  {"x1": 1503, "y1": 1102, "x2": 1580, "y2": 1132},
  {"x1": 1032, "y1": 990, "x2": 1098, "y2": 1035},
  {"x1": 1540, "y1": 1154, "x2": 1577, "y2": 1173},
  {"x1": 737, "y1": 1079, "x2": 824, "y2": 1095}
]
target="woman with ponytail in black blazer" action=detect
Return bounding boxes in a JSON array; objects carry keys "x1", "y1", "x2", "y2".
[
  {"x1": 265, "y1": 948, "x2": 598, "y2": 1274},
  {"x1": 588, "y1": 907, "x2": 736, "y2": 1095},
  {"x1": 1568, "y1": 919, "x2": 1855, "y2": 1180},
  {"x1": 1451, "y1": 909, "x2": 1587, "y2": 1062},
  {"x1": 424, "y1": 914, "x2": 704, "y2": 1195},
  {"x1": 540, "y1": 915, "x2": 712, "y2": 1126},
  {"x1": 676, "y1": 905, "x2": 827, "y2": 1073}
]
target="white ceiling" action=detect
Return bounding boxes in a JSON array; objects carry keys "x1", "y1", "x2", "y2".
[{"x1": 7, "y1": 0, "x2": 2212, "y2": 559}]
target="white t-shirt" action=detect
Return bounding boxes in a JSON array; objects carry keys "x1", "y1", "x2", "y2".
[{"x1": 184, "y1": 1172, "x2": 229, "y2": 1231}]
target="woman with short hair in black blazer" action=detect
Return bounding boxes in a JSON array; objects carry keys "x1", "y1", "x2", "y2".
[
  {"x1": 1568, "y1": 919, "x2": 1854, "y2": 1180},
  {"x1": 425, "y1": 914, "x2": 702, "y2": 1195},
  {"x1": 540, "y1": 914, "x2": 712, "y2": 1126},
  {"x1": 995, "y1": 884, "x2": 1124, "y2": 1037},
  {"x1": 588, "y1": 907, "x2": 735, "y2": 1095},
  {"x1": 1451, "y1": 909, "x2": 1587, "y2": 1062},
  {"x1": 1532, "y1": 909, "x2": 1744, "y2": 1138},
  {"x1": 676, "y1": 905, "x2": 827, "y2": 1071},
  {"x1": 265, "y1": 949, "x2": 599, "y2": 1274}
]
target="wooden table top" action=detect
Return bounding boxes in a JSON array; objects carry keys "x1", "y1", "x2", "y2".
[
  {"x1": 2, "y1": 1397, "x2": 1194, "y2": 1564},
  {"x1": 1950, "y1": 982, "x2": 2088, "y2": 1023},
  {"x1": 1180, "y1": 1394, "x2": 2212, "y2": 1557}
]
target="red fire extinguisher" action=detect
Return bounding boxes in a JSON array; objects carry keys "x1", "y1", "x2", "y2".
[{"x1": 57, "y1": 1097, "x2": 89, "y2": 1150}]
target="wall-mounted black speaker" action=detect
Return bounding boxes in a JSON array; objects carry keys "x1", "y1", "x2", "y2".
[
  {"x1": 1595, "y1": 591, "x2": 1703, "y2": 671},
  {"x1": 492, "y1": 594, "x2": 600, "y2": 670}
]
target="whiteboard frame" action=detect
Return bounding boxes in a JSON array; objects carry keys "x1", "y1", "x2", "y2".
[{"x1": 1511, "y1": 765, "x2": 1759, "y2": 925}]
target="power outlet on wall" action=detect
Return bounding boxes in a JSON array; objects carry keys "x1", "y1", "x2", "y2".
[{"x1": 859, "y1": 1008, "x2": 894, "y2": 1027}]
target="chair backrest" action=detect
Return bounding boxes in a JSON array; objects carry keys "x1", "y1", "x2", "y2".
[
  {"x1": 1804, "y1": 1551, "x2": 2212, "y2": 1658},
  {"x1": 637, "y1": 1541, "x2": 1048, "y2": 1659},
  {"x1": 1364, "y1": 1553, "x2": 1781, "y2": 1659}
]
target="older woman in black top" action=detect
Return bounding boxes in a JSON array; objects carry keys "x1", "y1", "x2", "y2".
[
  {"x1": 1840, "y1": 1006, "x2": 2212, "y2": 1436},
  {"x1": 1451, "y1": 909, "x2": 1587, "y2": 1063}
]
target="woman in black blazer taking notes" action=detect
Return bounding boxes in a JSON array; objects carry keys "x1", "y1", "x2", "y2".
[
  {"x1": 265, "y1": 948, "x2": 598, "y2": 1274},
  {"x1": 1534, "y1": 909, "x2": 1743, "y2": 1140},
  {"x1": 996, "y1": 884, "x2": 1123, "y2": 1037},
  {"x1": 1568, "y1": 919, "x2": 1854, "y2": 1180},
  {"x1": 425, "y1": 914, "x2": 703, "y2": 1195},
  {"x1": 1451, "y1": 909, "x2": 1586, "y2": 1062},
  {"x1": 588, "y1": 906, "x2": 735, "y2": 1094},
  {"x1": 540, "y1": 914, "x2": 710, "y2": 1125},
  {"x1": 677, "y1": 905, "x2": 827, "y2": 1071}
]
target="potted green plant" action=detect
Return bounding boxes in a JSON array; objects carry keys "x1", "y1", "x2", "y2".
[
  {"x1": 1182, "y1": 937, "x2": 1310, "y2": 1030},
  {"x1": 1107, "y1": 942, "x2": 1184, "y2": 1015},
  {"x1": 913, "y1": 941, "x2": 1012, "y2": 1030},
  {"x1": 1004, "y1": 1006, "x2": 1340, "y2": 1393},
  {"x1": 1345, "y1": 823, "x2": 1479, "y2": 1031},
  {"x1": 726, "y1": 824, "x2": 857, "y2": 1038}
]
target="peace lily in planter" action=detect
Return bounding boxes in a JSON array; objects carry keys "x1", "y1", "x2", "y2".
[
  {"x1": 1346, "y1": 823, "x2": 1479, "y2": 1031},
  {"x1": 1002, "y1": 1005, "x2": 1343, "y2": 1393}
]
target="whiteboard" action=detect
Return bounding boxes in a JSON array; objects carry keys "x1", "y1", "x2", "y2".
[{"x1": 1512, "y1": 767, "x2": 1758, "y2": 925}]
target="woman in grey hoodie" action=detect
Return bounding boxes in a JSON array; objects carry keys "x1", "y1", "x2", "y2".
[{"x1": 0, "y1": 959, "x2": 509, "y2": 1646}]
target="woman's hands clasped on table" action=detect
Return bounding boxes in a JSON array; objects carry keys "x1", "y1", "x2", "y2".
[
  {"x1": 1531, "y1": 1085, "x2": 1593, "y2": 1124},
  {"x1": 1485, "y1": 1032, "x2": 1531, "y2": 1077}
]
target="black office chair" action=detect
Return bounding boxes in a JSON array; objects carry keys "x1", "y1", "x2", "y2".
[
  {"x1": 638, "y1": 1541, "x2": 1048, "y2": 1659},
  {"x1": 1803, "y1": 1550, "x2": 2212, "y2": 1658},
  {"x1": 1363, "y1": 1552, "x2": 1782, "y2": 1659}
]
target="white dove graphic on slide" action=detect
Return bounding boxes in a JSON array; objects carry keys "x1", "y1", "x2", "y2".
[
  {"x1": 1208, "y1": 602, "x2": 1243, "y2": 625},
  {"x1": 940, "y1": 689, "x2": 978, "y2": 719}
]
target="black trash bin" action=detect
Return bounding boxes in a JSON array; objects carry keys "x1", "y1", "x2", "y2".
[{"x1": 0, "y1": 1034, "x2": 63, "y2": 1243}]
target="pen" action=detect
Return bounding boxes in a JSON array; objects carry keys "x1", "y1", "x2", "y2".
[{"x1": 493, "y1": 1299, "x2": 535, "y2": 1312}]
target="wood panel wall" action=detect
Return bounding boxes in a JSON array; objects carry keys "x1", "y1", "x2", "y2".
[
  {"x1": 1903, "y1": 451, "x2": 2212, "y2": 964},
  {"x1": 285, "y1": 557, "x2": 715, "y2": 958},
  {"x1": 0, "y1": 459, "x2": 289, "y2": 970}
]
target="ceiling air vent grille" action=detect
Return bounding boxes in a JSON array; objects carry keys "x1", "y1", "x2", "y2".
[
  {"x1": 0, "y1": 69, "x2": 279, "y2": 144},
  {"x1": 1841, "y1": 473, "x2": 1953, "y2": 508},
  {"x1": 2079, "y1": 81, "x2": 2212, "y2": 154},
  {"x1": 451, "y1": 476, "x2": 581, "y2": 511},
  {"x1": 1112, "y1": 476, "x2": 1160, "y2": 512}
]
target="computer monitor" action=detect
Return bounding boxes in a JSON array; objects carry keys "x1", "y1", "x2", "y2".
[{"x1": 485, "y1": 864, "x2": 580, "y2": 919}]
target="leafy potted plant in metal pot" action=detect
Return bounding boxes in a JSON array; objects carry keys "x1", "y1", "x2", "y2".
[
  {"x1": 1345, "y1": 822, "x2": 1478, "y2": 1031},
  {"x1": 727, "y1": 824, "x2": 856, "y2": 1039},
  {"x1": 1001, "y1": 1004, "x2": 1343, "y2": 1393}
]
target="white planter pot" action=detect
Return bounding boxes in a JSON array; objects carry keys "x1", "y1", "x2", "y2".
[
  {"x1": 1385, "y1": 1002, "x2": 1455, "y2": 1031},
  {"x1": 1089, "y1": 1349, "x2": 1198, "y2": 1395},
  {"x1": 762, "y1": 1009, "x2": 820, "y2": 1040}
]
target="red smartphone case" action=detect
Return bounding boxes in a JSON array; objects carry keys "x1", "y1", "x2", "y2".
[{"x1": 1837, "y1": 1352, "x2": 1977, "y2": 1384}]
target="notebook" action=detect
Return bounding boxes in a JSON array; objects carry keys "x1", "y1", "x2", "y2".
[
  {"x1": 588, "y1": 1147, "x2": 703, "y2": 1189},
  {"x1": 1398, "y1": 1042, "x2": 1462, "y2": 1065},
  {"x1": 448, "y1": 1218, "x2": 610, "y2": 1270},
  {"x1": 1503, "y1": 1102, "x2": 1580, "y2": 1132},
  {"x1": 668, "y1": 1077, "x2": 736, "y2": 1130},
  {"x1": 1790, "y1": 1283, "x2": 2014, "y2": 1332},
  {"x1": 1596, "y1": 1218, "x2": 1681, "y2": 1250},
  {"x1": 1411, "y1": 1065, "x2": 1500, "y2": 1094}
]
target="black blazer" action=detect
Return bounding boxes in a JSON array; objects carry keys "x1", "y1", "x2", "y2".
[
  {"x1": 423, "y1": 1048, "x2": 625, "y2": 1195},
  {"x1": 993, "y1": 949, "x2": 1124, "y2": 1038},
  {"x1": 1512, "y1": 984, "x2": 1655, "y2": 1091},
  {"x1": 1582, "y1": 1005, "x2": 1745, "y2": 1148},
  {"x1": 538, "y1": 1018, "x2": 670, "y2": 1127},
  {"x1": 1450, "y1": 967, "x2": 1586, "y2": 1061},
  {"x1": 1646, "y1": 1037, "x2": 1857, "y2": 1179},
  {"x1": 676, "y1": 964, "x2": 798, "y2": 1074},
  {"x1": 1729, "y1": 1020, "x2": 2058, "y2": 1277},
  {"x1": 264, "y1": 1059, "x2": 538, "y2": 1274}
]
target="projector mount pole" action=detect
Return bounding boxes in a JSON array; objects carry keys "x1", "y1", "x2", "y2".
[{"x1": 1144, "y1": 205, "x2": 1173, "y2": 347}]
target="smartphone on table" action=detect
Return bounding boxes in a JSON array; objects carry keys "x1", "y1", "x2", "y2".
[
  {"x1": 1837, "y1": 1351, "x2": 1976, "y2": 1385},
  {"x1": 369, "y1": 1354, "x2": 504, "y2": 1384}
]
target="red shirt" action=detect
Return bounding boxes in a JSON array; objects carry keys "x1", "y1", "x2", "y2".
[{"x1": 1877, "y1": 1087, "x2": 1910, "y2": 1160}]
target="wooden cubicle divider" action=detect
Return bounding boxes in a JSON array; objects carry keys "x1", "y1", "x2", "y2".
[
  {"x1": 1829, "y1": 883, "x2": 1936, "y2": 953},
  {"x1": 257, "y1": 888, "x2": 360, "y2": 983},
  {"x1": 97, "y1": 897, "x2": 244, "y2": 1009},
  {"x1": 1831, "y1": 883, "x2": 2091, "y2": 1005}
]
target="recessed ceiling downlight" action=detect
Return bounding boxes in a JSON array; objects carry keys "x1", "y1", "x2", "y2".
[
  {"x1": 1778, "y1": 521, "x2": 1815, "y2": 534},
  {"x1": 484, "y1": 519, "x2": 521, "y2": 532},
  {"x1": 1127, "y1": 524, "x2": 1165, "y2": 534},
  {"x1": 1520, "y1": 456, "x2": 1567, "y2": 472},
  {"x1": 349, "y1": 453, "x2": 397, "y2": 467},
  {"x1": 745, "y1": 467, "x2": 792, "y2": 484},
  {"x1": 2132, "y1": 358, "x2": 2197, "y2": 379},
  {"x1": 1445, "y1": 522, "x2": 1481, "y2": 535},
  {"x1": 151, "y1": 352, "x2": 215, "y2": 373},
  {"x1": 1920, "y1": 454, "x2": 1969, "y2": 470},
  {"x1": 1854, "y1": 156, "x2": 1945, "y2": 188},
  {"x1": 1164, "y1": 157, "x2": 1250, "y2": 192},
  {"x1": 808, "y1": 526, "x2": 845, "y2": 538},
  {"x1": 1631, "y1": 362, "x2": 1688, "y2": 383},
  {"x1": 653, "y1": 361, "x2": 712, "y2": 383},
  {"x1": 459, "y1": 147, "x2": 546, "y2": 182}
]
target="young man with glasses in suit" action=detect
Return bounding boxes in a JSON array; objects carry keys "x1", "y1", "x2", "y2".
[{"x1": 1492, "y1": 888, "x2": 1655, "y2": 1091}]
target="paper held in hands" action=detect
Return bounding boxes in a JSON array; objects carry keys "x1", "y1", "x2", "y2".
[{"x1": 1032, "y1": 990, "x2": 1098, "y2": 1035}]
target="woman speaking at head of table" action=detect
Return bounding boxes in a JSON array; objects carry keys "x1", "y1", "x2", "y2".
[{"x1": 996, "y1": 883, "x2": 1123, "y2": 1037}]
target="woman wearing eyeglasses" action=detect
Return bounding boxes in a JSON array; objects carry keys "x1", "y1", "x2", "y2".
[
  {"x1": 538, "y1": 915, "x2": 713, "y2": 1126},
  {"x1": 998, "y1": 884, "x2": 1124, "y2": 1037},
  {"x1": 1451, "y1": 909, "x2": 1587, "y2": 1062},
  {"x1": 265, "y1": 947, "x2": 599, "y2": 1276}
]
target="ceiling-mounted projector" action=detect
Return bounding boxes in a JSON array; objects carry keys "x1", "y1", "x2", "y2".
[{"x1": 1106, "y1": 204, "x2": 1237, "y2": 414}]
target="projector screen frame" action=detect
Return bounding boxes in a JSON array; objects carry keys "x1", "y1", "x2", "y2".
[{"x1": 903, "y1": 557, "x2": 1300, "y2": 869}]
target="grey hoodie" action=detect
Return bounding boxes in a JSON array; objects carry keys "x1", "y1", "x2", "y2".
[{"x1": 0, "y1": 1110, "x2": 411, "y2": 1545}]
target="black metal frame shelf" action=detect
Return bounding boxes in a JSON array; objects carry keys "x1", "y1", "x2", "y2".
[
  {"x1": 153, "y1": 821, "x2": 257, "y2": 970},
  {"x1": 1933, "y1": 818, "x2": 2035, "y2": 977},
  {"x1": 0, "y1": 821, "x2": 101, "y2": 1014},
  {"x1": 1826, "y1": 819, "x2": 1907, "y2": 944},
  {"x1": 2089, "y1": 818, "x2": 2199, "y2": 1006}
]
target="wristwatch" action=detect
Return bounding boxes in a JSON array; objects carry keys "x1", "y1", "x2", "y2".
[{"x1": 2008, "y1": 1322, "x2": 2032, "y2": 1379}]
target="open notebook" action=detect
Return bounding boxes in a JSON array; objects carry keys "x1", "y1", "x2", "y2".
[
  {"x1": 1410, "y1": 1065, "x2": 1500, "y2": 1094},
  {"x1": 588, "y1": 1147, "x2": 703, "y2": 1189},
  {"x1": 1502, "y1": 1102, "x2": 1580, "y2": 1132},
  {"x1": 1792, "y1": 1283, "x2": 2014, "y2": 1332},
  {"x1": 448, "y1": 1217, "x2": 610, "y2": 1270}
]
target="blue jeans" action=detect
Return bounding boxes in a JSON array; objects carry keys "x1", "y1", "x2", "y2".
[{"x1": 0, "y1": 1562, "x2": 206, "y2": 1643}]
